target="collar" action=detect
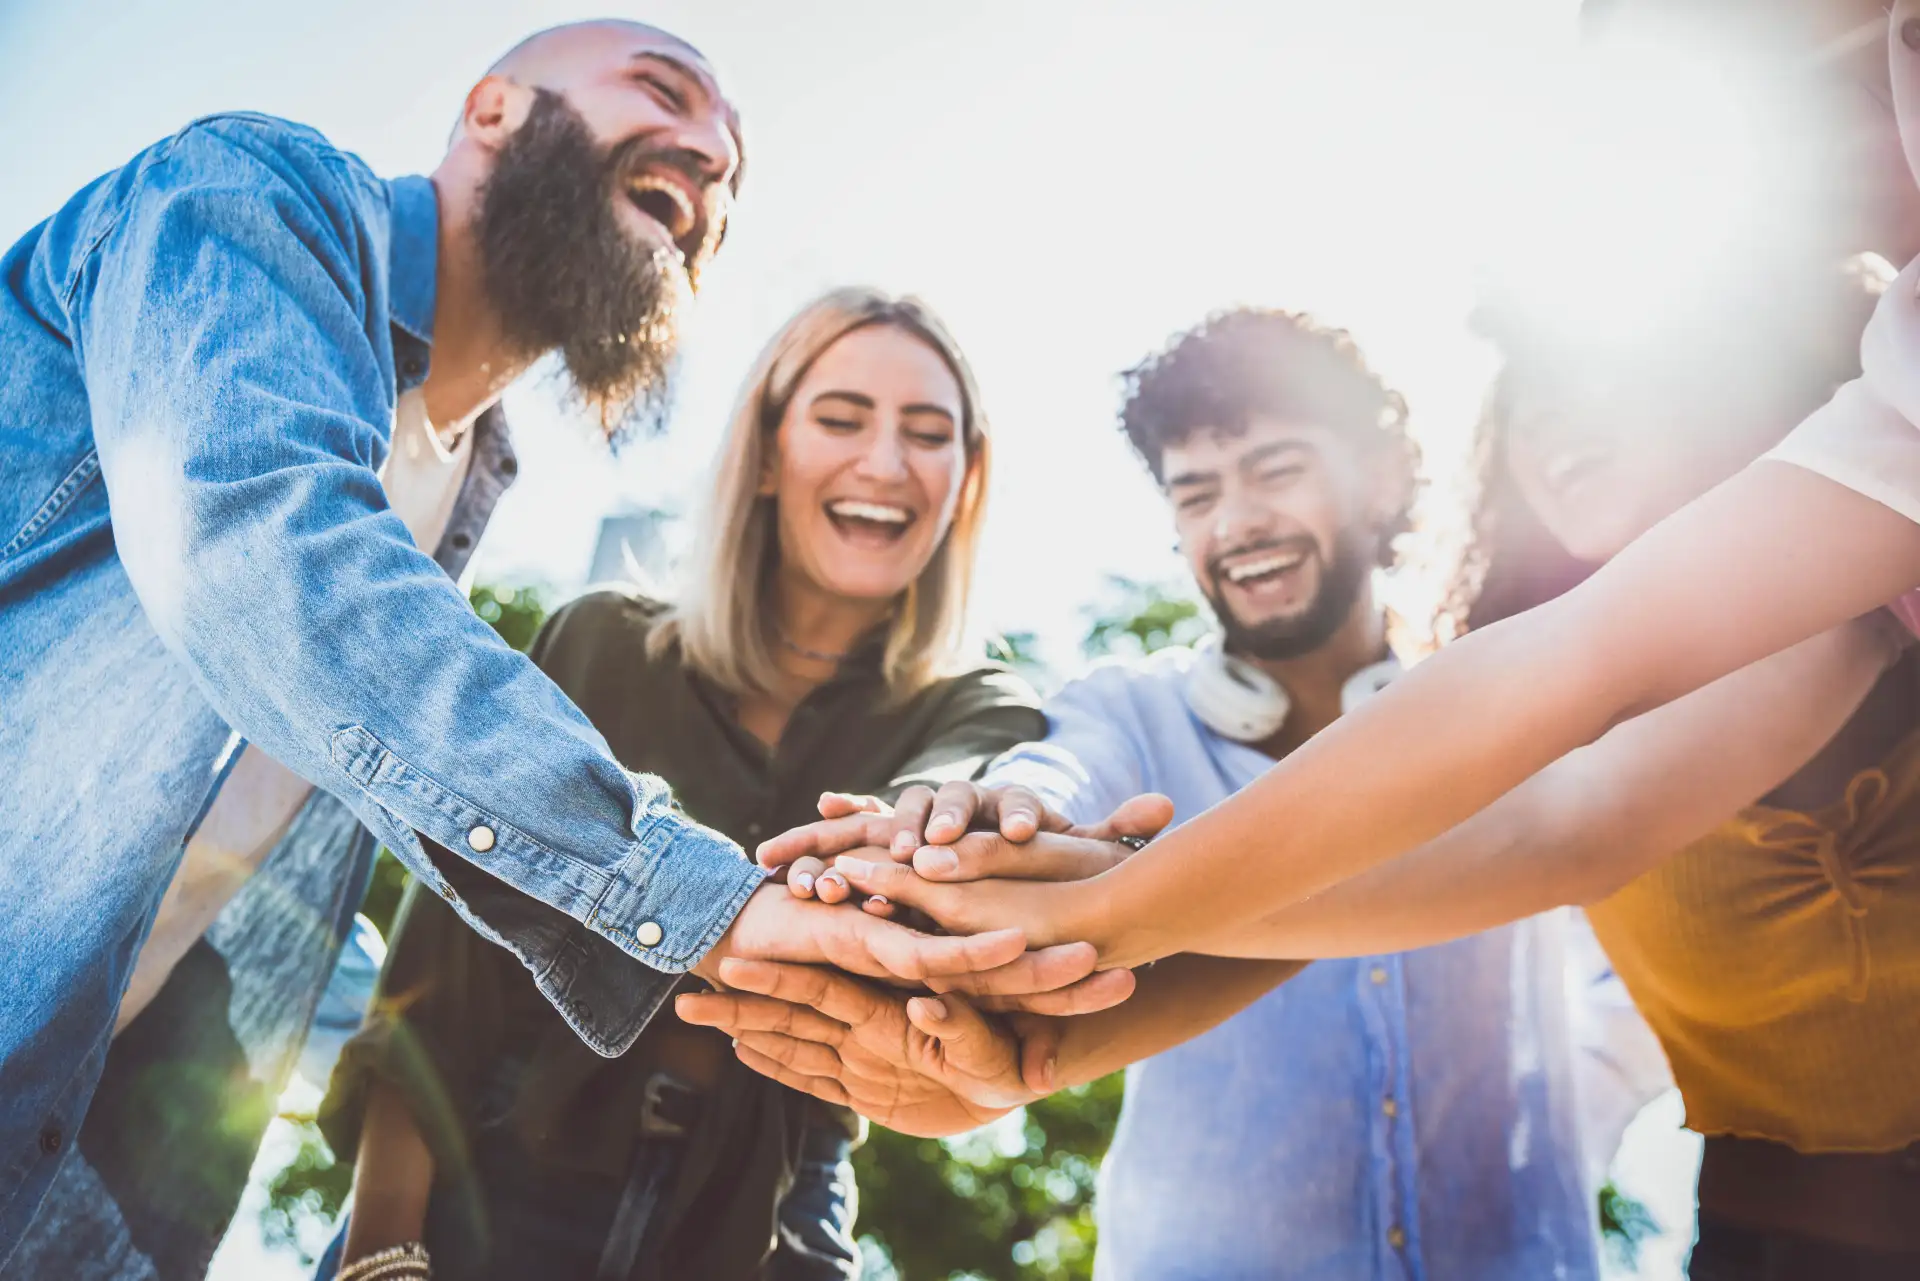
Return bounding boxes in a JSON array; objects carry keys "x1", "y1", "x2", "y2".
[{"x1": 386, "y1": 175, "x2": 439, "y2": 347}]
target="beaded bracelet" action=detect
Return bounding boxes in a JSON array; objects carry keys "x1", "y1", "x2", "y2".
[{"x1": 337, "y1": 1242, "x2": 431, "y2": 1281}]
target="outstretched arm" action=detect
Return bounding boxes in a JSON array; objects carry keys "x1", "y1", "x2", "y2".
[
  {"x1": 1082, "y1": 463, "x2": 1920, "y2": 966},
  {"x1": 1194, "y1": 612, "x2": 1904, "y2": 958},
  {"x1": 815, "y1": 461, "x2": 1920, "y2": 966}
]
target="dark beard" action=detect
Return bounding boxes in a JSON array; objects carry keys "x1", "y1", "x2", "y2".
[
  {"x1": 1204, "y1": 527, "x2": 1373, "y2": 662},
  {"x1": 473, "y1": 88, "x2": 689, "y2": 446}
]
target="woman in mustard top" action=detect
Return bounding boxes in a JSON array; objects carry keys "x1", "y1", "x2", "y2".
[{"x1": 727, "y1": 257, "x2": 1920, "y2": 1279}]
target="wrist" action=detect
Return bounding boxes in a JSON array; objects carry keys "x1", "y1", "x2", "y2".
[
  {"x1": 1077, "y1": 866, "x2": 1174, "y2": 970},
  {"x1": 693, "y1": 883, "x2": 761, "y2": 983}
]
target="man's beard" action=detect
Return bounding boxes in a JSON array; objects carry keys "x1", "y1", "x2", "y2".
[
  {"x1": 473, "y1": 89, "x2": 696, "y2": 445},
  {"x1": 1203, "y1": 528, "x2": 1374, "y2": 662}
]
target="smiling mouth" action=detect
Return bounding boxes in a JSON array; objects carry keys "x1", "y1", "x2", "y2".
[
  {"x1": 626, "y1": 173, "x2": 698, "y2": 247},
  {"x1": 825, "y1": 499, "x2": 917, "y2": 545},
  {"x1": 1220, "y1": 546, "x2": 1310, "y2": 588}
]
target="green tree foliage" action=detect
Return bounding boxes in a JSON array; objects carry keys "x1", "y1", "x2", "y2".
[{"x1": 1080, "y1": 574, "x2": 1209, "y2": 659}]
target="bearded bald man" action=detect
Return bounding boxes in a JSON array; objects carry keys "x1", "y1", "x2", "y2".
[{"x1": 0, "y1": 21, "x2": 1095, "y2": 1271}]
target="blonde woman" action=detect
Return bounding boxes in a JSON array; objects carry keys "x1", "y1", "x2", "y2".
[{"x1": 313, "y1": 289, "x2": 1071, "y2": 1281}]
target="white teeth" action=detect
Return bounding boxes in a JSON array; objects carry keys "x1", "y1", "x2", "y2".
[
  {"x1": 1225, "y1": 551, "x2": 1306, "y2": 583},
  {"x1": 828, "y1": 500, "x2": 912, "y2": 525},
  {"x1": 628, "y1": 174, "x2": 695, "y2": 235}
]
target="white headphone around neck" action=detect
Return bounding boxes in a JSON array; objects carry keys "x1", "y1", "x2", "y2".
[{"x1": 1184, "y1": 634, "x2": 1400, "y2": 743}]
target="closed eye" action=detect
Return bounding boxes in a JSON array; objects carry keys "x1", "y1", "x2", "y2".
[
  {"x1": 816, "y1": 416, "x2": 861, "y2": 431},
  {"x1": 634, "y1": 70, "x2": 688, "y2": 112},
  {"x1": 907, "y1": 429, "x2": 955, "y2": 447}
]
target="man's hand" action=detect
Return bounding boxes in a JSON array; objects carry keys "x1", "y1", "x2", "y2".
[
  {"x1": 693, "y1": 882, "x2": 1126, "y2": 1010},
  {"x1": 675, "y1": 959, "x2": 1063, "y2": 1137}
]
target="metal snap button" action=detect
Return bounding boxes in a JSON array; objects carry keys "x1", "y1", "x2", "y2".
[
  {"x1": 467, "y1": 825, "x2": 496, "y2": 853},
  {"x1": 636, "y1": 921, "x2": 664, "y2": 947}
]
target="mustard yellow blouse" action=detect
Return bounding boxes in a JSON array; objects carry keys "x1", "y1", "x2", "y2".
[{"x1": 1586, "y1": 730, "x2": 1920, "y2": 1153}]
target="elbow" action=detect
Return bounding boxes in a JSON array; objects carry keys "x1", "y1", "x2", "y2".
[{"x1": 107, "y1": 440, "x2": 201, "y2": 649}]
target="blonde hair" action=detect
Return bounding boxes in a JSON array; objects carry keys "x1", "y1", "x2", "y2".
[{"x1": 650, "y1": 287, "x2": 991, "y2": 700}]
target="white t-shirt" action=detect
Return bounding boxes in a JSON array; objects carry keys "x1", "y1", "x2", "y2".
[{"x1": 1766, "y1": 252, "x2": 1920, "y2": 633}]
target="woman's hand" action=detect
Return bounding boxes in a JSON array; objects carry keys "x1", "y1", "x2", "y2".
[{"x1": 676, "y1": 959, "x2": 1062, "y2": 1138}]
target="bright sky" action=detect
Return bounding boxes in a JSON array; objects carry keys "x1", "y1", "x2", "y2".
[
  {"x1": 0, "y1": 0, "x2": 1612, "y2": 668},
  {"x1": 3, "y1": 2, "x2": 1718, "y2": 1276}
]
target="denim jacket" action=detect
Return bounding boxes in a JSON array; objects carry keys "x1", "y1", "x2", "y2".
[
  {"x1": 0, "y1": 111, "x2": 760, "y2": 1253},
  {"x1": 0, "y1": 409, "x2": 516, "y2": 1281}
]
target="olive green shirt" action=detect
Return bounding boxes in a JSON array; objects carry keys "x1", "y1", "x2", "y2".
[{"x1": 319, "y1": 590, "x2": 1044, "y2": 1263}]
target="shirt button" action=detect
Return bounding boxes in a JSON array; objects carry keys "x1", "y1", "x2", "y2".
[
  {"x1": 636, "y1": 921, "x2": 664, "y2": 947},
  {"x1": 1382, "y1": 1097, "x2": 1398, "y2": 1118},
  {"x1": 467, "y1": 825, "x2": 496, "y2": 853},
  {"x1": 1369, "y1": 966, "x2": 1388, "y2": 986},
  {"x1": 1387, "y1": 1226, "x2": 1407, "y2": 1250},
  {"x1": 1904, "y1": 18, "x2": 1920, "y2": 51},
  {"x1": 38, "y1": 1127, "x2": 62, "y2": 1155}
]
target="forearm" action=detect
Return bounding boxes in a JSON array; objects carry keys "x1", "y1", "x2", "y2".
[
  {"x1": 1078, "y1": 464, "x2": 1920, "y2": 967},
  {"x1": 1048, "y1": 955, "x2": 1305, "y2": 1088},
  {"x1": 1183, "y1": 613, "x2": 1903, "y2": 960},
  {"x1": 342, "y1": 1081, "x2": 435, "y2": 1261}
]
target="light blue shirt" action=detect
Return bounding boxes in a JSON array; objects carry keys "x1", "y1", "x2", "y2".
[{"x1": 987, "y1": 647, "x2": 1603, "y2": 1281}]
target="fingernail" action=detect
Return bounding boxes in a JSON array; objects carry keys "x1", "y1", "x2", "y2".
[
  {"x1": 919, "y1": 848, "x2": 959, "y2": 876},
  {"x1": 820, "y1": 872, "x2": 847, "y2": 893},
  {"x1": 867, "y1": 895, "x2": 890, "y2": 908},
  {"x1": 1043, "y1": 1057, "x2": 1057, "y2": 1090},
  {"x1": 914, "y1": 996, "x2": 949, "y2": 1021},
  {"x1": 929, "y1": 813, "x2": 959, "y2": 835},
  {"x1": 892, "y1": 831, "x2": 918, "y2": 854},
  {"x1": 793, "y1": 872, "x2": 814, "y2": 893},
  {"x1": 836, "y1": 857, "x2": 873, "y2": 879}
]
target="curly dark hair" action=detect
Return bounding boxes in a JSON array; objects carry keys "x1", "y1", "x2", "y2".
[{"x1": 1117, "y1": 308, "x2": 1420, "y2": 569}]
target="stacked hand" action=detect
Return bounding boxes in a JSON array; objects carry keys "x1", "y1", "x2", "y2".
[
  {"x1": 682, "y1": 785, "x2": 1173, "y2": 1129},
  {"x1": 677, "y1": 959, "x2": 1053, "y2": 1137},
  {"x1": 754, "y1": 782, "x2": 1172, "y2": 953}
]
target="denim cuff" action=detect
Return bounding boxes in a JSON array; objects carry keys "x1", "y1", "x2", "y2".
[{"x1": 587, "y1": 801, "x2": 766, "y2": 972}]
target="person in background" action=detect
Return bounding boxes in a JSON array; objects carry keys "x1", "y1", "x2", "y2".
[
  {"x1": 717, "y1": 2, "x2": 1920, "y2": 1141},
  {"x1": 314, "y1": 289, "x2": 1112, "y2": 1281},
  {"x1": 739, "y1": 309, "x2": 1645, "y2": 1281},
  {"x1": 733, "y1": 270, "x2": 1920, "y2": 1281}
]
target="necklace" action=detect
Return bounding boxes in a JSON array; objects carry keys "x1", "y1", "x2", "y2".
[{"x1": 780, "y1": 633, "x2": 850, "y2": 664}]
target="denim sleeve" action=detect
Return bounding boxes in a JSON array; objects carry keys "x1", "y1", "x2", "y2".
[
  {"x1": 980, "y1": 665, "x2": 1153, "y2": 826},
  {"x1": 72, "y1": 120, "x2": 760, "y2": 1056}
]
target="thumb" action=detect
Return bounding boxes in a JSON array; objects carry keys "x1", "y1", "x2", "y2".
[
  {"x1": 1074, "y1": 793, "x2": 1175, "y2": 843},
  {"x1": 1010, "y1": 1013, "x2": 1063, "y2": 1095},
  {"x1": 905, "y1": 993, "x2": 1028, "y2": 1104}
]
